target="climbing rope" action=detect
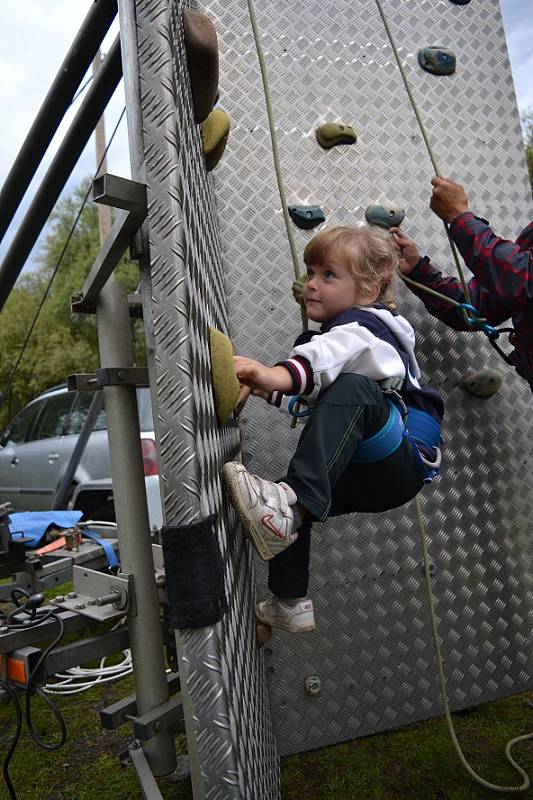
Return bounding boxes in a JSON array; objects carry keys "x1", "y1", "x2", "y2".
[
  {"x1": 247, "y1": 0, "x2": 307, "y2": 331},
  {"x1": 374, "y1": 2, "x2": 533, "y2": 788},
  {"x1": 416, "y1": 494, "x2": 533, "y2": 792},
  {"x1": 373, "y1": 0, "x2": 473, "y2": 313}
]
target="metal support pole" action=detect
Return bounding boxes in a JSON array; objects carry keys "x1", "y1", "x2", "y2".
[
  {"x1": 52, "y1": 391, "x2": 105, "y2": 510},
  {"x1": 0, "y1": 0, "x2": 118, "y2": 244},
  {"x1": 0, "y1": 36, "x2": 123, "y2": 311},
  {"x1": 95, "y1": 278, "x2": 176, "y2": 776}
]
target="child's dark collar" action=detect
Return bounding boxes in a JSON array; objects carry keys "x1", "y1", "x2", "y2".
[{"x1": 320, "y1": 303, "x2": 395, "y2": 333}]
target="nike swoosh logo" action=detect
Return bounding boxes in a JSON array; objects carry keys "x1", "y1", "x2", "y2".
[{"x1": 261, "y1": 514, "x2": 286, "y2": 540}]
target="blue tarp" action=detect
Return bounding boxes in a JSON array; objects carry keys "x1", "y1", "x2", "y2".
[{"x1": 8, "y1": 511, "x2": 84, "y2": 548}]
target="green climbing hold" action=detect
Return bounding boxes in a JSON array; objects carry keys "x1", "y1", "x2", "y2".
[
  {"x1": 418, "y1": 47, "x2": 456, "y2": 76},
  {"x1": 365, "y1": 205, "x2": 405, "y2": 229},
  {"x1": 209, "y1": 328, "x2": 241, "y2": 426},
  {"x1": 288, "y1": 206, "x2": 326, "y2": 230},
  {"x1": 316, "y1": 122, "x2": 358, "y2": 150},
  {"x1": 461, "y1": 369, "x2": 502, "y2": 399},
  {"x1": 183, "y1": 9, "x2": 219, "y2": 124},
  {"x1": 201, "y1": 109, "x2": 230, "y2": 171}
]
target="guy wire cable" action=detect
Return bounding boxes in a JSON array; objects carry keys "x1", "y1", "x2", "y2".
[
  {"x1": 374, "y1": 1, "x2": 533, "y2": 788},
  {"x1": 373, "y1": 0, "x2": 473, "y2": 313},
  {"x1": 0, "y1": 106, "x2": 126, "y2": 412}
]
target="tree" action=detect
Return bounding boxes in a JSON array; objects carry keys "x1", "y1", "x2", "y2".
[
  {"x1": 523, "y1": 109, "x2": 533, "y2": 194},
  {"x1": 0, "y1": 180, "x2": 145, "y2": 428}
]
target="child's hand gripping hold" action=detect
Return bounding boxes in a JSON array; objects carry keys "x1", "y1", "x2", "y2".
[
  {"x1": 234, "y1": 356, "x2": 293, "y2": 396},
  {"x1": 390, "y1": 228, "x2": 422, "y2": 275}
]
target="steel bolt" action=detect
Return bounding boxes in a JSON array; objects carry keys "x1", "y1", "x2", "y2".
[
  {"x1": 55, "y1": 595, "x2": 65, "y2": 602},
  {"x1": 75, "y1": 603, "x2": 86, "y2": 609},
  {"x1": 67, "y1": 592, "x2": 77, "y2": 599},
  {"x1": 304, "y1": 675, "x2": 322, "y2": 697},
  {"x1": 153, "y1": 721, "x2": 161, "y2": 731}
]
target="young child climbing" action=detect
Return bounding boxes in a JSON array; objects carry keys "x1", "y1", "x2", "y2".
[{"x1": 223, "y1": 225, "x2": 444, "y2": 634}]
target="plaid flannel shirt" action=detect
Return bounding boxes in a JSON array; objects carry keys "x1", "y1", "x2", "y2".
[{"x1": 407, "y1": 212, "x2": 533, "y2": 388}]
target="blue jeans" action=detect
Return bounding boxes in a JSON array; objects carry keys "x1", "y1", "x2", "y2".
[{"x1": 268, "y1": 374, "x2": 424, "y2": 597}]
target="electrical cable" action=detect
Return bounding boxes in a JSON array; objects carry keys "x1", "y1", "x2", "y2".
[
  {"x1": 72, "y1": 74, "x2": 94, "y2": 104},
  {"x1": 0, "y1": 105, "x2": 126, "y2": 412},
  {"x1": 0, "y1": 595, "x2": 68, "y2": 800},
  {"x1": 0, "y1": 678, "x2": 22, "y2": 800}
]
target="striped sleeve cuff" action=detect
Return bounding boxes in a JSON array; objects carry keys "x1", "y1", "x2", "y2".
[
  {"x1": 267, "y1": 390, "x2": 283, "y2": 407},
  {"x1": 276, "y1": 356, "x2": 314, "y2": 395}
]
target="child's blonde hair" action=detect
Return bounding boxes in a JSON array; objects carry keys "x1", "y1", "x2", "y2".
[{"x1": 303, "y1": 225, "x2": 398, "y2": 309}]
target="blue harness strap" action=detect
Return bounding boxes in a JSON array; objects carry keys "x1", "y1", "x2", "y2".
[
  {"x1": 82, "y1": 529, "x2": 119, "y2": 570},
  {"x1": 351, "y1": 400, "x2": 403, "y2": 463},
  {"x1": 351, "y1": 400, "x2": 442, "y2": 485}
]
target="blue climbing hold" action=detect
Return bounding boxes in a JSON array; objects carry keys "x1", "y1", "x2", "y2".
[
  {"x1": 365, "y1": 205, "x2": 405, "y2": 229},
  {"x1": 418, "y1": 47, "x2": 456, "y2": 76},
  {"x1": 288, "y1": 205, "x2": 326, "y2": 230}
]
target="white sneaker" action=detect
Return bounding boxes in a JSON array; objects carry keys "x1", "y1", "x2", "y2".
[
  {"x1": 222, "y1": 461, "x2": 298, "y2": 560},
  {"x1": 256, "y1": 596, "x2": 316, "y2": 633}
]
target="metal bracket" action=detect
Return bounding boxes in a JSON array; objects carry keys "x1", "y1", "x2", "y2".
[
  {"x1": 71, "y1": 174, "x2": 147, "y2": 314},
  {"x1": 101, "y1": 671, "x2": 181, "y2": 729},
  {"x1": 50, "y1": 565, "x2": 134, "y2": 621},
  {"x1": 123, "y1": 741, "x2": 165, "y2": 800},
  {"x1": 67, "y1": 367, "x2": 149, "y2": 392}
]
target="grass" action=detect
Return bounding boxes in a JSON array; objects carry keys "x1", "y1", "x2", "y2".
[{"x1": 2, "y1": 583, "x2": 533, "y2": 798}]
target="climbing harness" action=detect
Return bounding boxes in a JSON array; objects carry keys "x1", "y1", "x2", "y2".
[{"x1": 375, "y1": 0, "x2": 533, "y2": 791}]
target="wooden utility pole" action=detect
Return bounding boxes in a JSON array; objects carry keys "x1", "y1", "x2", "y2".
[{"x1": 92, "y1": 50, "x2": 112, "y2": 245}]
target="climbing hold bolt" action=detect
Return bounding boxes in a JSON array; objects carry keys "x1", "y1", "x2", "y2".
[
  {"x1": 288, "y1": 205, "x2": 326, "y2": 230},
  {"x1": 201, "y1": 109, "x2": 230, "y2": 171},
  {"x1": 461, "y1": 368, "x2": 503, "y2": 398},
  {"x1": 208, "y1": 328, "x2": 241, "y2": 425},
  {"x1": 183, "y1": 9, "x2": 219, "y2": 123},
  {"x1": 417, "y1": 47, "x2": 456, "y2": 76},
  {"x1": 365, "y1": 205, "x2": 405, "y2": 229},
  {"x1": 316, "y1": 122, "x2": 358, "y2": 149}
]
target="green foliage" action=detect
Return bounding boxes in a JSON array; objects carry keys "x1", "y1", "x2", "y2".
[
  {"x1": 523, "y1": 109, "x2": 533, "y2": 194},
  {"x1": 0, "y1": 180, "x2": 146, "y2": 428}
]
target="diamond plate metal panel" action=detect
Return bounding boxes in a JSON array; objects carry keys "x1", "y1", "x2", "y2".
[
  {"x1": 124, "y1": 0, "x2": 280, "y2": 796},
  {"x1": 204, "y1": 0, "x2": 533, "y2": 756}
]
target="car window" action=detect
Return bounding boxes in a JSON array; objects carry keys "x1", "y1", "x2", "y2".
[
  {"x1": 1, "y1": 402, "x2": 42, "y2": 446},
  {"x1": 137, "y1": 388, "x2": 154, "y2": 432},
  {"x1": 67, "y1": 392, "x2": 107, "y2": 435},
  {"x1": 33, "y1": 393, "x2": 75, "y2": 440}
]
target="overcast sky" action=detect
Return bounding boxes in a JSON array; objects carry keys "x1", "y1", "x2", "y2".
[{"x1": 0, "y1": 0, "x2": 531, "y2": 271}]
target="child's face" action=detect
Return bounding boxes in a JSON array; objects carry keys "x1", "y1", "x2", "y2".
[{"x1": 303, "y1": 260, "x2": 370, "y2": 322}]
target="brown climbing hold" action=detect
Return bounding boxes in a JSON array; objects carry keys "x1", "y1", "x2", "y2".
[
  {"x1": 201, "y1": 109, "x2": 230, "y2": 171},
  {"x1": 461, "y1": 368, "x2": 502, "y2": 398},
  {"x1": 209, "y1": 328, "x2": 240, "y2": 425},
  {"x1": 316, "y1": 122, "x2": 357, "y2": 149},
  {"x1": 256, "y1": 621, "x2": 273, "y2": 647},
  {"x1": 183, "y1": 10, "x2": 219, "y2": 123}
]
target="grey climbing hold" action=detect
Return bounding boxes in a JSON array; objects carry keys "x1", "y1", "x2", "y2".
[
  {"x1": 418, "y1": 47, "x2": 456, "y2": 76},
  {"x1": 365, "y1": 205, "x2": 405, "y2": 229},
  {"x1": 450, "y1": 0, "x2": 471, "y2": 4},
  {"x1": 288, "y1": 205, "x2": 326, "y2": 230},
  {"x1": 316, "y1": 122, "x2": 357, "y2": 149},
  {"x1": 461, "y1": 368, "x2": 502, "y2": 398}
]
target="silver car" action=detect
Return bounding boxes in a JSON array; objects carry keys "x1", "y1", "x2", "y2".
[{"x1": 0, "y1": 385, "x2": 162, "y2": 526}]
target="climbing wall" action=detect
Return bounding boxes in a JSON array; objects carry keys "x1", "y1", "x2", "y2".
[
  {"x1": 124, "y1": 0, "x2": 280, "y2": 797},
  {"x1": 204, "y1": 0, "x2": 533, "y2": 756}
]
